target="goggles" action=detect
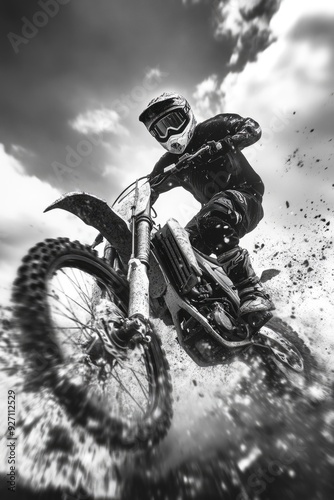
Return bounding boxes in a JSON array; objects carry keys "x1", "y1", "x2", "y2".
[{"x1": 150, "y1": 109, "x2": 189, "y2": 142}]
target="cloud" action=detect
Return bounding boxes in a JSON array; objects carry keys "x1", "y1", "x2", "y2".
[
  {"x1": 0, "y1": 0, "x2": 237, "y2": 208},
  {"x1": 0, "y1": 144, "x2": 96, "y2": 305},
  {"x1": 192, "y1": 0, "x2": 334, "y2": 124},
  {"x1": 70, "y1": 108, "x2": 129, "y2": 136},
  {"x1": 181, "y1": 0, "x2": 281, "y2": 72},
  {"x1": 193, "y1": 75, "x2": 218, "y2": 99},
  {"x1": 214, "y1": 0, "x2": 282, "y2": 70},
  {"x1": 144, "y1": 67, "x2": 168, "y2": 85},
  {"x1": 219, "y1": 2, "x2": 334, "y2": 117},
  {"x1": 192, "y1": 74, "x2": 220, "y2": 119},
  {"x1": 190, "y1": 0, "x2": 285, "y2": 115}
]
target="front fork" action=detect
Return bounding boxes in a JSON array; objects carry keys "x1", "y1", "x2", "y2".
[
  {"x1": 123, "y1": 199, "x2": 153, "y2": 341},
  {"x1": 128, "y1": 210, "x2": 152, "y2": 318},
  {"x1": 93, "y1": 194, "x2": 153, "y2": 354}
]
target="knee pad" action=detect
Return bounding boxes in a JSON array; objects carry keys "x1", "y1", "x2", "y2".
[
  {"x1": 196, "y1": 199, "x2": 242, "y2": 253},
  {"x1": 211, "y1": 197, "x2": 243, "y2": 225}
]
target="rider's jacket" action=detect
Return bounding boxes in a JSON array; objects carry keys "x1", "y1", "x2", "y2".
[{"x1": 148, "y1": 114, "x2": 264, "y2": 206}]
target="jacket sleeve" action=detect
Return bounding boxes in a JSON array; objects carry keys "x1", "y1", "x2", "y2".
[
  {"x1": 147, "y1": 152, "x2": 180, "y2": 205},
  {"x1": 224, "y1": 114, "x2": 262, "y2": 150}
]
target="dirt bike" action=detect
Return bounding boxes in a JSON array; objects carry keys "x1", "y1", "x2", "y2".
[{"x1": 12, "y1": 141, "x2": 310, "y2": 451}]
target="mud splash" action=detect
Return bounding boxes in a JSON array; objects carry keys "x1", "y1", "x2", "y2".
[
  {"x1": 1, "y1": 306, "x2": 333, "y2": 500},
  {"x1": 119, "y1": 323, "x2": 334, "y2": 500},
  {"x1": 122, "y1": 370, "x2": 334, "y2": 500}
]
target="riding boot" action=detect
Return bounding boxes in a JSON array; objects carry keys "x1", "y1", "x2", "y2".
[{"x1": 217, "y1": 246, "x2": 275, "y2": 329}]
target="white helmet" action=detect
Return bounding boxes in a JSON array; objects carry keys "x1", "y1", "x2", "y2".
[{"x1": 139, "y1": 92, "x2": 196, "y2": 154}]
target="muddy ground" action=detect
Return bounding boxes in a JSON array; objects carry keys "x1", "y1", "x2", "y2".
[{"x1": 0, "y1": 295, "x2": 333, "y2": 500}]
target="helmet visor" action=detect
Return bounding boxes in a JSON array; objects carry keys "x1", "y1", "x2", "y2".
[{"x1": 150, "y1": 110, "x2": 189, "y2": 142}]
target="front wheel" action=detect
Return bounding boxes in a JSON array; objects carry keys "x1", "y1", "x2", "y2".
[{"x1": 12, "y1": 238, "x2": 173, "y2": 449}]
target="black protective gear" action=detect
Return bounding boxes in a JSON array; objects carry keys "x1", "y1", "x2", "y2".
[
  {"x1": 185, "y1": 190, "x2": 263, "y2": 255},
  {"x1": 186, "y1": 196, "x2": 241, "y2": 254},
  {"x1": 148, "y1": 113, "x2": 263, "y2": 207},
  {"x1": 217, "y1": 247, "x2": 259, "y2": 289}
]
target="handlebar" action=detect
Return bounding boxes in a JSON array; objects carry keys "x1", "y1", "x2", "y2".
[
  {"x1": 113, "y1": 139, "x2": 230, "y2": 202},
  {"x1": 162, "y1": 140, "x2": 224, "y2": 175}
]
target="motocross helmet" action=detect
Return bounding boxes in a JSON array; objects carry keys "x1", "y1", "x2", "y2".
[{"x1": 139, "y1": 92, "x2": 196, "y2": 154}]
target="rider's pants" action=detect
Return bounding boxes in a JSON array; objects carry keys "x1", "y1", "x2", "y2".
[{"x1": 185, "y1": 189, "x2": 264, "y2": 255}]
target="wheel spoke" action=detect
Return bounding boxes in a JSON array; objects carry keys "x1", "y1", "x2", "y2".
[
  {"x1": 48, "y1": 283, "x2": 92, "y2": 318},
  {"x1": 131, "y1": 369, "x2": 150, "y2": 399},
  {"x1": 117, "y1": 357, "x2": 153, "y2": 385},
  {"x1": 53, "y1": 275, "x2": 79, "y2": 323},
  {"x1": 47, "y1": 297, "x2": 97, "y2": 334},
  {"x1": 47, "y1": 256, "x2": 156, "y2": 422},
  {"x1": 109, "y1": 367, "x2": 146, "y2": 414},
  {"x1": 67, "y1": 268, "x2": 94, "y2": 313}
]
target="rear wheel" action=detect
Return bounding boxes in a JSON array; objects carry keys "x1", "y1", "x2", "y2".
[{"x1": 12, "y1": 238, "x2": 173, "y2": 449}]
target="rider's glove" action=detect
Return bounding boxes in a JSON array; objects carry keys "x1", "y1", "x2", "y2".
[
  {"x1": 207, "y1": 136, "x2": 236, "y2": 157},
  {"x1": 206, "y1": 140, "x2": 221, "y2": 155},
  {"x1": 220, "y1": 135, "x2": 236, "y2": 154}
]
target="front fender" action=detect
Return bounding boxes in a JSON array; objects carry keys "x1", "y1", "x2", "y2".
[
  {"x1": 44, "y1": 192, "x2": 167, "y2": 298},
  {"x1": 44, "y1": 192, "x2": 132, "y2": 263}
]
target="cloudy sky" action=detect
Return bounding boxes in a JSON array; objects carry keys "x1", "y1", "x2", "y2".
[{"x1": 1, "y1": 0, "x2": 334, "y2": 311}]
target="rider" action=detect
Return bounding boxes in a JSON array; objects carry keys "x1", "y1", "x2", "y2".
[{"x1": 139, "y1": 92, "x2": 274, "y2": 327}]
